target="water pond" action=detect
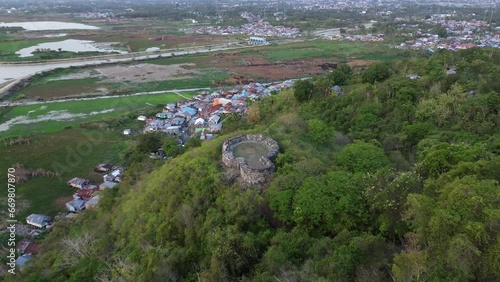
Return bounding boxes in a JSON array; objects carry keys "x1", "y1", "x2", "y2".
[
  {"x1": 16, "y1": 39, "x2": 128, "y2": 58},
  {"x1": 0, "y1": 21, "x2": 99, "y2": 31}
]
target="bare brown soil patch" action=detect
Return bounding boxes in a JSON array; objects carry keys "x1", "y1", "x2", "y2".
[
  {"x1": 199, "y1": 52, "x2": 340, "y2": 80},
  {"x1": 214, "y1": 52, "x2": 242, "y2": 58},
  {"x1": 220, "y1": 75, "x2": 256, "y2": 85},
  {"x1": 227, "y1": 57, "x2": 338, "y2": 80},
  {"x1": 230, "y1": 65, "x2": 304, "y2": 80},
  {"x1": 150, "y1": 35, "x2": 212, "y2": 44},
  {"x1": 96, "y1": 63, "x2": 198, "y2": 83},
  {"x1": 348, "y1": 60, "x2": 375, "y2": 67},
  {"x1": 55, "y1": 195, "x2": 74, "y2": 208}
]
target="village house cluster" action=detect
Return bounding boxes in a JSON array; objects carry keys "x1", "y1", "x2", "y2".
[
  {"x1": 74, "y1": 11, "x2": 115, "y2": 19},
  {"x1": 291, "y1": 0, "x2": 373, "y2": 11},
  {"x1": 185, "y1": 11, "x2": 300, "y2": 38},
  {"x1": 13, "y1": 239, "x2": 40, "y2": 270},
  {"x1": 65, "y1": 164, "x2": 123, "y2": 213},
  {"x1": 135, "y1": 80, "x2": 296, "y2": 142},
  {"x1": 397, "y1": 15, "x2": 500, "y2": 51},
  {"x1": 12, "y1": 164, "x2": 122, "y2": 269},
  {"x1": 326, "y1": 33, "x2": 384, "y2": 42},
  {"x1": 184, "y1": 21, "x2": 300, "y2": 38},
  {"x1": 11, "y1": 214, "x2": 50, "y2": 269}
]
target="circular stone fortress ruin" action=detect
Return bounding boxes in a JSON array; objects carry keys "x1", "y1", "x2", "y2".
[{"x1": 222, "y1": 134, "x2": 279, "y2": 184}]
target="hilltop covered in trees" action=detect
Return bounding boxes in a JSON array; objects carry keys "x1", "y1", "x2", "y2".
[{"x1": 12, "y1": 48, "x2": 500, "y2": 281}]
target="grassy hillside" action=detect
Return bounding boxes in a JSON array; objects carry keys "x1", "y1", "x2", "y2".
[
  {"x1": 7, "y1": 48, "x2": 500, "y2": 282},
  {"x1": 0, "y1": 128, "x2": 125, "y2": 219}
]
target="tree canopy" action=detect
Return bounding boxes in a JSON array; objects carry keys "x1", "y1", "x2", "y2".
[
  {"x1": 16, "y1": 48, "x2": 500, "y2": 282},
  {"x1": 362, "y1": 62, "x2": 392, "y2": 84}
]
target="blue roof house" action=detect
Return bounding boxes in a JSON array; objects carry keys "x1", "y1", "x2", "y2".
[{"x1": 181, "y1": 106, "x2": 197, "y2": 116}]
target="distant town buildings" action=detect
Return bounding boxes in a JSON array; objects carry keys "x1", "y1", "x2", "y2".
[
  {"x1": 185, "y1": 22, "x2": 300, "y2": 38},
  {"x1": 396, "y1": 17, "x2": 499, "y2": 51},
  {"x1": 326, "y1": 33, "x2": 384, "y2": 42},
  {"x1": 184, "y1": 11, "x2": 301, "y2": 38}
]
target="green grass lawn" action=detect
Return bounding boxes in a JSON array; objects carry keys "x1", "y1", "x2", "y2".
[
  {"x1": 0, "y1": 39, "x2": 78, "y2": 61},
  {"x1": 243, "y1": 40, "x2": 409, "y2": 62},
  {"x1": 0, "y1": 128, "x2": 126, "y2": 219},
  {"x1": 44, "y1": 20, "x2": 202, "y2": 52},
  {"x1": 0, "y1": 39, "x2": 57, "y2": 54},
  {"x1": 0, "y1": 92, "x2": 194, "y2": 138},
  {"x1": 75, "y1": 35, "x2": 159, "y2": 52},
  {"x1": 0, "y1": 39, "x2": 126, "y2": 62},
  {"x1": 16, "y1": 77, "x2": 101, "y2": 99},
  {"x1": 149, "y1": 40, "x2": 409, "y2": 67}
]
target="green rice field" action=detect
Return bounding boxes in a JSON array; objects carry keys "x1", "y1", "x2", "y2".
[{"x1": 0, "y1": 92, "x2": 194, "y2": 138}]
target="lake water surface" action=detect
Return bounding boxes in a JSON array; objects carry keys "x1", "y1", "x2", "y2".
[
  {"x1": 0, "y1": 21, "x2": 100, "y2": 31},
  {"x1": 16, "y1": 39, "x2": 128, "y2": 57}
]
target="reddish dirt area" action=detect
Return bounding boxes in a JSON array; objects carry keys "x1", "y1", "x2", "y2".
[
  {"x1": 227, "y1": 56, "x2": 339, "y2": 81},
  {"x1": 200, "y1": 53, "x2": 341, "y2": 81},
  {"x1": 149, "y1": 35, "x2": 213, "y2": 44},
  {"x1": 230, "y1": 64, "x2": 314, "y2": 81},
  {"x1": 348, "y1": 59, "x2": 375, "y2": 68},
  {"x1": 219, "y1": 75, "x2": 255, "y2": 85}
]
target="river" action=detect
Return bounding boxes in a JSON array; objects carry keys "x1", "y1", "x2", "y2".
[{"x1": 0, "y1": 44, "x2": 248, "y2": 87}]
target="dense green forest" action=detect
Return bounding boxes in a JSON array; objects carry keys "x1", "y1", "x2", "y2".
[{"x1": 12, "y1": 48, "x2": 500, "y2": 281}]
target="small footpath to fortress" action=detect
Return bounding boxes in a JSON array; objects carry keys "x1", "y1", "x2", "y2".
[{"x1": 222, "y1": 134, "x2": 279, "y2": 185}]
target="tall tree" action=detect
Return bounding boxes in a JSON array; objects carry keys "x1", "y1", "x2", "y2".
[
  {"x1": 293, "y1": 79, "x2": 315, "y2": 102},
  {"x1": 336, "y1": 141, "x2": 390, "y2": 173},
  {"x1": 362, "y1": 62, "x2": 391, "y2": 84}
]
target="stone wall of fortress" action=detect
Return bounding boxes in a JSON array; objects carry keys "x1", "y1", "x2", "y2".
[{"x1": 222, "y1": 134, "x2": 279, "y2": 184}]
